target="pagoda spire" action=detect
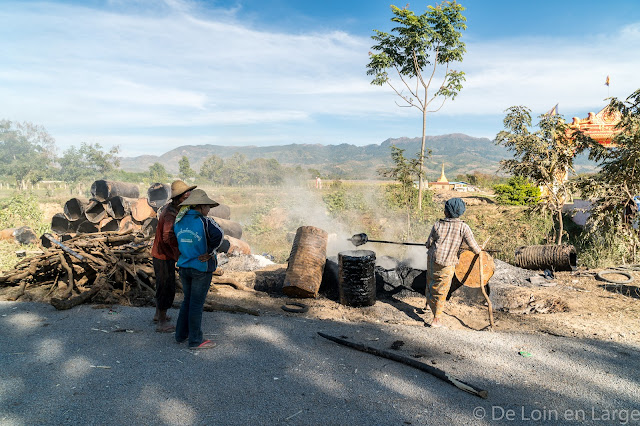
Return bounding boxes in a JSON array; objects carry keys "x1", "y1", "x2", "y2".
[{"x1": 437, "y1": 163, "x2": 448, "y2": 183}]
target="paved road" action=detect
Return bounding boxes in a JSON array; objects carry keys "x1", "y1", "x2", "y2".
[{"x1": 1, "y1": 301, "x2": 639, "y2": 425}]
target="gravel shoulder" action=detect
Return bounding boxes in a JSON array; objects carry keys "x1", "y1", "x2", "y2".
[{"x1": 2, "y1": 300, "x2": 639, "y2": 425}]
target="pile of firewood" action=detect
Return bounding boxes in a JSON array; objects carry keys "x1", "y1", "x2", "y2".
[{"x1": 0, "y1": 230, "x2": 156, "y2": 310}]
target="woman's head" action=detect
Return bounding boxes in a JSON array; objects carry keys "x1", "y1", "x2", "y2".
[{"x1": 179, "y1": 189, "x2": 219, "y2": 214}]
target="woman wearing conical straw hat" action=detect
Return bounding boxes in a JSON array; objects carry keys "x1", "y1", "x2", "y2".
[
  {"x1": 151, "y1": 180, "x2": 196, "y2": 332},
  {"x1": 173, "y1": 189, "x2": 224, "y2": 349}
]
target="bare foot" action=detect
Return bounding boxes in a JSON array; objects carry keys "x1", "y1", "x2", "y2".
[
  {"x1": 156, "y1": 323, "x2": 176, "y2": 333},
  {"x1": 430, "y1": 318, "x2": 445, "y2": 328}
]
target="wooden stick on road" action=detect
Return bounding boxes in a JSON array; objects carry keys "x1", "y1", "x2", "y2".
[{"x1": 317, "y1": 332, "x2": 488, "y2": 399}]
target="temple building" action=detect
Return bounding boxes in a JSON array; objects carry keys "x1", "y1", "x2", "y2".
[
  {"x1": 568, "y1": 105, "x2": 622, "y2": 146},
  {"x1": 428, "y1": 164, "x2": 473, "y2": 191},
  {"x1": 429, "y1": 163, "x2": 451, "y2": 190}
]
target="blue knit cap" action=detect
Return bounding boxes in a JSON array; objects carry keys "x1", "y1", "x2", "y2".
[{"x1": 445, "y1": 198, "x2": 466, "y2": 218}]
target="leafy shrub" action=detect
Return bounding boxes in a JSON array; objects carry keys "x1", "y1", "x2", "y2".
[
  {"x1": 382, "y1": 183, "x2": 433, "y2": 210},
  {"x1": 493, "y1": 176, "x2": 540, "y2": 205},
  {"x1": 322, "y1": 188, "x2": 367, "y2": 214},
  {"x1": 0, "y1": 192, "x2": 48, "y2": 235}
]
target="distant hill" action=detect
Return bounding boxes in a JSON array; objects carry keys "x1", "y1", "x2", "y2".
[{"x1": 119, "y1": 133, "x2": 598, "y2": 179}]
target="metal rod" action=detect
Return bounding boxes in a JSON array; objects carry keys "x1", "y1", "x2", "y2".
[
  {"x1": 43, "y1": 233, "x2": 85, "y2": 261},
  {"x1": 365, "y1": 239, "x2": 425, "y2": 246}
]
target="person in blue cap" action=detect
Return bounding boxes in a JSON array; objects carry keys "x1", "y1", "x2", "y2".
[{"x1": 425, "y1": 197, "x2": 481, "y2": 328}]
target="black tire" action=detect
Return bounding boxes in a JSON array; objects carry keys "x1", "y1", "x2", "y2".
[
  {"x1": 596, "y1": 270, "x2": 634, "y2": 284},
  {"x1": 281, "y1": 302, "x2": 309, "y2": 313}
]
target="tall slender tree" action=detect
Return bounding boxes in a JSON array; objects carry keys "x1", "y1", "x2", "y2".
[{"x1": 367, "y1": 1, "x2": 467, "y2": 209}]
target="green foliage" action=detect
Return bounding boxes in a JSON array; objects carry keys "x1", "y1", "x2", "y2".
[
  {"x1": 247, "y1": 158, "x2": 284, "y2": 185},
  {"x1": 495, "y1": 106, "x2": 585, "y2": 243},
  {"x1": 0, "y1": 192, "x2": 48, "y2": 235},
  {"x1": 107, "y1": 169, "x2": 147, "y2": 183},
  {"x1": 378, "y1": 145, "x2": 428, "y2": 229},
  {"x1": 200, "y1": 155, "x2": 223, "y2": 181},
  {"x1": 178, "y1": 155, "x2": 196, "y2": 180},
  {"x1": 58, "y1": 142, "x2": 120, "y2": 185},
  {"x1": 455, "y1": 172, "x2": 506, "y2": 189},
  {"x1": 573, "y1": 88, "x2": 640, "y2": 264},
  {"x1": 367, "y1": 2, "x2": 467, "y2": 91},
  {"x1": 367, "y1": 2, "x2": 467, "y2": 208},
  {"x1": 330, "y1": 179, "x2": 343, "y2": 189},
  {"x1": 149, "y1": 162, "x2": 169, "y2": 183},
  {"x1": 493, "y1": 176, "x2": 540, "y2": 205},
  {"x1": 322, "y1": 188, "x2": 367, "y2": 214},
  {"x1": 383, "y1": 183, "x2": 433, "y2": 210},
  {"x1": 308, "y1": 168, "x2": 322, "y2": 179},
  {"x1": 0, "y1": 120, "x2": 56, "y2": 187}
]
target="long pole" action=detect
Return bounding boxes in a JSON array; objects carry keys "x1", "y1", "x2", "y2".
[{"x1": 318, "y1": 332, "x2": 488, "y2": 399}]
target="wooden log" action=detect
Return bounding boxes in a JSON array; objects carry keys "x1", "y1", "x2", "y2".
[
  {"x1": 105, "y1": 196, "x2": 133, "y2": 219},
  {"x1": 131, "y1": 198, "x2": 156, "y2": 222},
  {"x1": 50, "y1": 273, "x2": 106, "y2": 310},
  {"x1": 51, "y1": 213, "x2": 70, "y2": 234},
  {"x1": 224, "y1": 236, "x2": 251, "y2": 255},
  {"x1": 454, "y1": 250, "x2": 495, "y2": 288},
  {"x1": 203, "y1": 301, "x2": 260, "y2": 316},
  {"x1": 210, "y1": 204, "x2": 231, "y2": 220},
  {"x1": 317, "y1": 332, "x2": 488, "y2": 399},
  {"x1": 85, "y1": 199, "x2": 107, "y2": 223},
  {"x1": 91, "y1": 180, "x2": 140, "y2": 202},
  {"x1": 283, "y1": 226, "x2": 327, "y2": 298},
  {"x1": 117, "y1": 215, "x2": 140, "y2": 233},
  {"x1": 0, "y1": 228, "x2": 15, "y2": 241},
  {"x1": 147, "y1": 183, "x2": 170, "y2": 211},
  {"x1": 63, "y1": 198, "x2": 89, "y2": 221},
  {"x1": 59, "y1": 253, "x2": 75, "y2": 298},
  {"x1": 99, "y1": 217, "x2": 120, "y2": 232},
  {"x1": 208, "y1": 216, "x2": 242, "y2": 239}
]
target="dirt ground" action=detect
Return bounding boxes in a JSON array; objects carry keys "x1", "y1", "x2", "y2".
[
  {"x1": 1, "y1": 254, "x2": 639, "y2": 346},
  {"x1": 204, "y1": 260, "x2": 640, "y2": 347}
]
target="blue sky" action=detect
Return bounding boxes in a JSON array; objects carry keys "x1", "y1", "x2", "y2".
[{"x1": 1, "y1": 0, "x2": 639, "y2": 156}]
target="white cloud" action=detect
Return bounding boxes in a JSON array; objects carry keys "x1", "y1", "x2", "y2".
[{"x1": 0, "y1": 1, "x2": 639, "y2": 155}]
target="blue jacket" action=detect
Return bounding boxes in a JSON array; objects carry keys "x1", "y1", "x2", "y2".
[{"x1": 174, "y1": 210, "x2": 224, "y2": 272}]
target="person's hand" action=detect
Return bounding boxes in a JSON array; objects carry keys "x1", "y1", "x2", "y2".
[{"x1": 198, "y1": 253, "x2": 212, "y2": 262}]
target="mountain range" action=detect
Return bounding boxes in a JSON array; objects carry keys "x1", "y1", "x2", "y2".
[{"x1": 119, "y1": 134, "x2": 598, "y2": 179}]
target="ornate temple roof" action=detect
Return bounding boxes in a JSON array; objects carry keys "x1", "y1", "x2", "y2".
[{"x1": 569, "y1": 105, "x2": 622, "y2": 146}]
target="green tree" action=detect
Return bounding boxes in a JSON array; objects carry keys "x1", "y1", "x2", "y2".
[
  {"x1": 58, "y1": 142, "x2": 120, "y2": 187},
  {"x1": 200, "y1": 155, "x2": 224, "y2": 182},
  {"x1": 178, "y1": 155, "x2": 195, "y2": 180},
  {"x1": 495, "y1": 106, "x2": 584, "y2": 244},
  {"x1": 221, "y1": 153, "x2": 249, "y2": 186},
  {"x1": 378, "y1": 145, "x2": 426, "y2": 233},
  {"x1": 149, "y1": 162, "x2": 168, "y2": 183},
  {"x1": 247, "y1": 158, "x2": 284, "y2": 185},
  {"x1": 574, "y1": 89, "x2": 640, "y2": 262},
  {"x1": 308, "y1": 168, "x2": 322, "y2": 179},
  {"x1": 367, "y1": 1, "x2": 467, "y2": 210},
  {"x1": 493, "y1": 176, "x2": 541, "y2": 205},
  {"x1": 0, "y1": 120, "x2": 56, "y2": 188}
]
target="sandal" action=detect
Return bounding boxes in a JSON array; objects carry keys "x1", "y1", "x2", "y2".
[
  {"x1": 189, "y1": 340, "x2": 216, "y2": 350},
  {"x1": 153, "y1": 315, "x2": 172, "y2": 323},
  {"x1": 155, "y1": 324, "x2": 176, "y2": 333}
]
